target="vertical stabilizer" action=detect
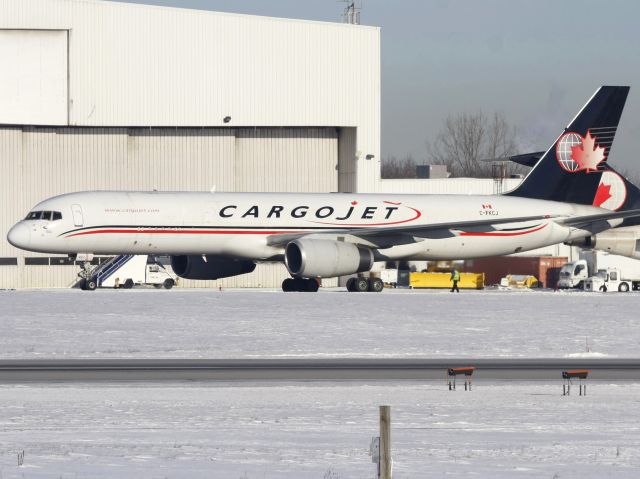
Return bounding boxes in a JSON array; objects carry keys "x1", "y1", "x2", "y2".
[{"x1": 506, "y1": 86, "x2": 629, "y2": 204}]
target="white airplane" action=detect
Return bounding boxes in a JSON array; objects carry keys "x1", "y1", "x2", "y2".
[{"x1": 7, "y1": 86, "x2": 640, "y2": 292}]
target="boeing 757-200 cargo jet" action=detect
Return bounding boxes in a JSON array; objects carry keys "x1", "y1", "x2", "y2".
[{"x1": 8, "y1": 86, "x2": 640, "y2": 292}]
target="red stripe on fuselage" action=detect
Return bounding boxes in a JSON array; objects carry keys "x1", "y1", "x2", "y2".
[
  {"x1": 458, "y1": 224, "x2": 548, "y2": 237},
  {"x1": 65, "y1": 229, "x2": 304, "y2": 238},
  {"x1": 64, "y1": 222, "x2": 549, "y2": 238}
]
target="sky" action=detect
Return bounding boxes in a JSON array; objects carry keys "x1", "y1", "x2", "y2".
[{"x1": 117, "y1": 0, "x2": 640, "y2": 175}]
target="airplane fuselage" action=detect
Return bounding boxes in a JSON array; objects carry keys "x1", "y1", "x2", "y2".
[{"x1": 7, "y1": 191, "x2": 612, "y2": 261}]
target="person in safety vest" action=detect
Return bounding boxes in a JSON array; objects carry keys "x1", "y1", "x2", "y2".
[{"x1": 450, "y1": 268, "x2": 460, "y2": 293}]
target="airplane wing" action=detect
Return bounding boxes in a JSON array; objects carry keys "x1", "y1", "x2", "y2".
[
  {"x1": 266, "y1": 208, "x2": 640, "y2": 247},
  {"x1": 266, "y1": 214, "x2": 556, "y2": 246},
  {"x1": 557, "y1": 208, "x2": 640, "y2": 228}
]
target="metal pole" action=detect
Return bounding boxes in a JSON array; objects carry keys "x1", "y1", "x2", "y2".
[{"x1": 380, "y1": 405, "x2": 391, "y2": 479}]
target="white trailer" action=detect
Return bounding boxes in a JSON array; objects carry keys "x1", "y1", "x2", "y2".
[{"x1": 558, "y1": 250, "x2": 640, "y2": 291}]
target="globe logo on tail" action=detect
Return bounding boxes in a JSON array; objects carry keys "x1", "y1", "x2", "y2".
[{"x1": 556, "y1": 131, "x2": 607, "y2": 173}]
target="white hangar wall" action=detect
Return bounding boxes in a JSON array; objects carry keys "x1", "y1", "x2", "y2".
[{"x1": 0, "y1": 0, "x2": 380, "y2": 288}]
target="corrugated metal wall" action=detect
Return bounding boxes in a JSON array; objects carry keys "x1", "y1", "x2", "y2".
[
  {"x1": 338, "y1": 128, "x2": 357, "y2": 193},
  {"x1": 376, "y1": 178, "x2": 523, "y2": 195},
  {"x1": 0, "y1": 0, "x2": 380, "y2": 189},
  {"x1": 0, "y1": 126, "x2": 338, "y2": 289},
  {"x1": 235, "y1": 128, "x2": 337, "y2": 192}
]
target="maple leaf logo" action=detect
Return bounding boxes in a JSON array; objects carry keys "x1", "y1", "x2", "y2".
[
  {"x1": 571, "y1": 131, "x2": 607, "y2": 172},
  {"x1": 592, "y1": 182, "x2": 612, "y2": 207}
]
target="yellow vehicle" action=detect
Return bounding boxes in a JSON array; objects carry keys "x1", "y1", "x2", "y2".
[
  {"x1": 410, "y1": 272, "x2": 484, "y2": 289},
  {"x1": 499, "y1": 274, "x2": 539, "y2": 288}
]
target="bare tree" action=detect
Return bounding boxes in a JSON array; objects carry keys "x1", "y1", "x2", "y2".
[
  {"x1": 381, "y1": 155, "x2": 418, "y2": 179},
  {"x1": 428, "y1": 111, "x2": 522, "y2": 178}
]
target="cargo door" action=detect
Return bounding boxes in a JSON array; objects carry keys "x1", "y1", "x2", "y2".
[{"x1": 71, "y1": 204, "x2": 84, "y2": 227}]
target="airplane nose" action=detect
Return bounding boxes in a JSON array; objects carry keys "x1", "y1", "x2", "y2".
[{"x1": 7, "y1": 223, "x2": 31, "y2": 249}]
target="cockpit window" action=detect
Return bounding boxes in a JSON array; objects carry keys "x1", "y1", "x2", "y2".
[{"x1": 24, "y1": 210, "x2": 63, "y2": 221}]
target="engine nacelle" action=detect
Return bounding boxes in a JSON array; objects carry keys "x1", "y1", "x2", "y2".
[
  {"x1": 567, "y1": 229, "x2": 640, "y2": 259},
  {"x1": 285, "y1": 239, "x2": 374, "y2": 278},
  {"x1": 170, "y1": 255, "x2": 256, "y2": 280}
]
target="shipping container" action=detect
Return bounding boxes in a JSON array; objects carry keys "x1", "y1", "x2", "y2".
[{"x1": 464, "y1": 256, "x2": 568, "y2": 288}]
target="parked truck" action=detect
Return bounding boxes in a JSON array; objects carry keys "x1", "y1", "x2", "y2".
[
  {"x1": 83, "y1": 255, "x2": 177, "y2": 290},
  {"x1": 557, "y1": 250, "x2": 640, "y2": 291},
  {"x1": 583, "y1": 268, "x2": 640, "y2": 292}
]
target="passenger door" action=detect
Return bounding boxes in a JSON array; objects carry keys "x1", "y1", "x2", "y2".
[{"x1": 71, "y1": 204, "x2": 84, "y2": 227}]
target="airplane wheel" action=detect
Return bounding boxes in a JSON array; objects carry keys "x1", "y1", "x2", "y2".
[
  {"x1": 305, "y1": 279, "x2": 320, "y2": 292},
  {"x1": 163, "y1": 279, "x2": 175, "y2": 290},
  {"x1": 282, "y1": 278, "x2": 295, "y2": 292},
  {"x1": 293, "y1": 278, "x2": 312, "y2": 292},
  {"x1": 123, "y1": 279, "x2": 134, "y2": 289},
  {"x1": 85, "y1": 279, "x2": 97, "y2": 291},
  {"x1": 354, "y1": 277, "x2": 369, "y2": 292},
  {"x1": 346, "y1": 278, "x2": 357, "y2": 292},
  {"x1": 618, "y1": 282, "x2": 629, "y2": 292},
  {"x1": 368, "y1": 277, "x2": 384, "y2": 293}
]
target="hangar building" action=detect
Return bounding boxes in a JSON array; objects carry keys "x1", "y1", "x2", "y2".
[{"x1": 0, "y1": 0, "x2": 380, "y2": 288}]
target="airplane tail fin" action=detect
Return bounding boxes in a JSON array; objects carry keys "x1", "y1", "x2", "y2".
[
  {"x1": 596, "y1": 165, "x2": 640, "y2": 224},
  {"x1": 505, "y1": 86, "x2": 630, "y2": 204}
]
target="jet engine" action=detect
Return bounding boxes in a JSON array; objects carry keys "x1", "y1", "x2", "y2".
[
  {"x1": 170, "y1": 255, "x2": 256, "y2": 280},
  {"x1": 567, "y1": 228, "x2": 640, "y2": 259},
  {"x1": 284, "y1": 239, "x2": 374, "y2": 278}
]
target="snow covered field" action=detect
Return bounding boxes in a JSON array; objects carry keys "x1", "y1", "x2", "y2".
[
  {"x1": 1, "y1": 289, "x2": 640, "y2": 477},
  {"x1": 0, "y1": 381, "x2": 639, "y2": 479},
  {"x1": 0, "y1": 288, "x2": 639, "y2": 359}
]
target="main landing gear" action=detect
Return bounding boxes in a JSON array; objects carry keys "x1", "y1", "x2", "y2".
[
  {"x1": 281, "y1": 276, "x2": 384, "y2": 293},
  {"x1": 346, "y1": 277, "x2": 383, "y2": 293},
  {"x1": 282, "y1": 277, "x2": 320, "y2": 292}
]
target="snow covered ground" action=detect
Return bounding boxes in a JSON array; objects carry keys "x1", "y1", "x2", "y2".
[
  {"x1": 1, "y1": 288, "x2": 640, "y2": 477},
  {"x1": 0, "y1": 381, "x2": 639, "y2": 479},
  {"x1": 0, "y1": 288, "x2": 639, "y2": 359}
]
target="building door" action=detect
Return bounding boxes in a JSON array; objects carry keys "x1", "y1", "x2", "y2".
[
  {"x1": 235, "y1": 128, "x2": 338, "y2": 192},
  {"x1": 71, "y1": 204, "x2": 83, "y2": 227},
  {"x1": 0, "y1": 29, "x2": 68, "y2": 125}
]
